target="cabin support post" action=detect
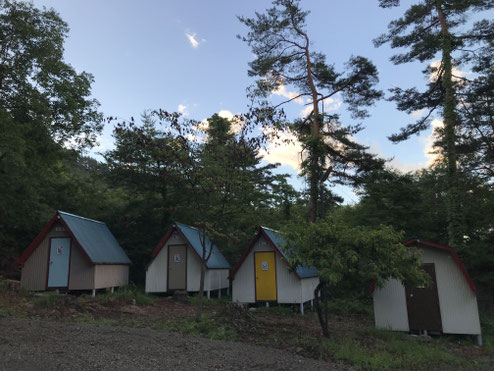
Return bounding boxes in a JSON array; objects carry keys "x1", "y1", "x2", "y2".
[
  {"x1": 218, "y1": 288, "x2": 221, "y2": 299},
  {"x1": 92, "y1": 289, "x2": 96, "y2": 297},
  {"x1": 227, "y1": 286, "x2": 230, "y2": 296},
  {"x1": 300, "y1": 302, "x2": 304, "y2": 315},
  {"x1": 310, "y1": 299, "x2": 314, "y2": 309},
  {"x1": 207, "y1": 290, "x2": 210, "y2": 299},
  {"x1": 477, "y1": 335, "x2": 483, "y2": 346},
  {"x1": 110, "y1": 287, "x2": 114, "y2": 294},
  {"x1": 266, "y1": 302, "x2": 269, "y2": 308}
]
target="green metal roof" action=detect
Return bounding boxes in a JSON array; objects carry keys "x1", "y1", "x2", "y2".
[
  {"x1": 59, "y1": 211, "x2": 131, "y2": 265},
  {"x1": 261, "y1": 227, "x2": 318, "y2": 279},
  {"x1": 175, "y1": 222, "x2": 230, "y2": 269}
]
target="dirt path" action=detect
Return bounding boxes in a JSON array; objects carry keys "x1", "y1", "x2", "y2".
[{"x1": 0, "y1": 316, "x2": 341, "y2": 370}]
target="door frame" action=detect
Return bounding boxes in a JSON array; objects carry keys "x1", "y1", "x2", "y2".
[
  {"x1": 167, "y1": 244, "x2": 188, "y2": 291},
  {"x1": 45, "y1": 237, "x2": 73, "y2": 290},
  {"x1": 405, "y1": 263, "x2": 443, "y2": 333},
  {"x1": 253, "y1": 251, "x2": 278, "y2": 302}
]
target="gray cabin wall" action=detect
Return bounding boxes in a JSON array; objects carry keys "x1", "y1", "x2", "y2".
[
  {"x1": 373, "y1": 279, "x2": 410, "y2": 331},
  {"x1": 145, "y1": 231, "x2": 181, "y2": 293},
  {"x1": 232, "y1": 235, "x2": 308, "y2": 304},
  {"x1": 204, "y1": 269, "x2": 229, "y2": 291},
  {"x1": 422, "y1": 247, "x2": 481, "y2": 335},
  {"x1": 21, "y1": 222, "x2": 71, "y2": 291},
  {"x1": 186, "y1": 244, "x2": 202, "y2": 292},
  {"x1": 94, "y1": 264, "x2": 129, "y2": 289},
  {"x1": 68, "y1": 243, "x2": 94, "y2": 290}
]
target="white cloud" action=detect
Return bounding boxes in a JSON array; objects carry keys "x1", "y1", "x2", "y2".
[
  {"x1": 411, "y1": 108, "x2": 426, "y2": 118},
  {"x1": 178, "y1": 104, "x2": 188, "y2": 116},
  {"x1": 185, "y1": 32, "x2": 199, "y2": 48},
  {"x1": 420, "y1": 119, "x2": 443, "y2": 166},
  {"x1": 300, "y1": 97, "x2": 342, "y2": 117},
  {"x1": 272, "y1": 82, "x2": 304, "y2": 104},
  {"x1": 259, "y1": 127, "x2": 303, "y2": 172},
  {"x1": 429, "y1": 61, "x2": 467, "y2": 83},
  {"x1": 218, "y1": 110, "x2": 234, "y2": 120}
]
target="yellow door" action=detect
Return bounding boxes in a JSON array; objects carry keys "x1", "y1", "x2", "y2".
[{"x1": 255, "y1": 252, "x2": 277, "y2": 301}]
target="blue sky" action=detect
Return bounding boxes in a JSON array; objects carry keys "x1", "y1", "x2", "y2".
[{"x1": 31, "y1": 0, "x2": 440, "y2": 202}]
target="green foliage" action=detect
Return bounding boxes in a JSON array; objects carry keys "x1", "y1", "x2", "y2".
[
  {"x1": 82, "y1": 285, "x2": 154, "y2": 306},
  {"x1": 375, "y1": 0, "x2": 494, "y2": 246},
  {"x1": 294, "y1": 330, "x2": 461, "y2": 370},
  {"x1": 481, "y1": 314, "x2": 494, "y2": 349},
  {"x1": 156, "y1": 316, "x2": 237, "y2": 341},
  {"x1": 33, "y1": 292, "x2": 62, "y2": 310},
  {"x1": 283, "y1": 216, "x2": 427, "y2": 288},
  {"x1": 326, "y1": 297, "x2": 373, "y2": 317},
  {"x1": 0, "y1": 0, "x2": 103, "y2": 262},
  {"x1": 239, "y1": 0, "x2": 384, "y2": 220}
]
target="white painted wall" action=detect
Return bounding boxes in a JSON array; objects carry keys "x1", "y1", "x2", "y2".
[
  {"x1": 145, "y1": 232, "x2": 229, "y2": 293},
  {"x1": 422, "y1": 248, "x2": 481, "y2": 335},
  {"x1": 205, "y1": 269, "x2": 230, "y2": 291},
  {"x1": 301, "y1": 277, "x2": 320, "y2": 303},
  {"x1": 373, "y1": 279, "x2": 409, "y2": 331},
  {"x1": 145, "y1": 232, "x2": 181, "y2": 293},
  {"x1": 232, "y1": 235, "x2": 317, "y2": 304},
  {"x1": 374, "y1": 245, "x2": 481, "y2": 335}
]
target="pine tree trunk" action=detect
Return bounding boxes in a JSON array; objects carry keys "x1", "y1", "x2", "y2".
[{"x1": 436, "y1": 1, "x2": 463, "y2": 247}]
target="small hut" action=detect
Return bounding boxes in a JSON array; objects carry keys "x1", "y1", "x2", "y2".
[
  {"x1": 145, "y1": 222, "x2": 230, "y2": 297},
  {"x1": 17, "y1": 211, "x2": 131, "y2": 294},
  {"x1": 373, "y1": 238, "x2": 482, "y2": 343},
  {"x1": 229, "y1": 227, "x2": 319, "y2": 313}
]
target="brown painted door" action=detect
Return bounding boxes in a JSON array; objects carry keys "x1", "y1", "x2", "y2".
[
  {"x1": 405, "y1": 263, "x2": 442, "y2": 332},
  {"x1": 168, "y1": 245, "x2": 187, "y2": 290}
]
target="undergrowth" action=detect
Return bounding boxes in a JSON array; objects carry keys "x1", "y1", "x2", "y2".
[
  {"x1": 154, "y1": 315, "x2": 237, "y2": 341},
  {"x1": 293, "y1": 328, "x2": 461, "y2": 370},
  {"x1": 80, "y1": 284, "x2": 154, "y2": 306}
]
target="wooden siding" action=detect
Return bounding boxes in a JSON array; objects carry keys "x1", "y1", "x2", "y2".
[
  {"x1": 301, "y1": 277, "x2": 319, "y2": 303},
  {"x1": 374, "y1": 245, "x2": 481, "y2": 335},
  {"x1": 205, "y1": 269, "x2": 229, "y2": 291},
  {"x1": 20, "y1": 222, "x2": 70, "y2": 291},
  {"x1": 422, "y1": 247, "x2": 481, "y2": 335},
  {"x1": 145, "y1": 232, "x2": 179, "y2": 293},
  {"x1": 145, "y1": 231, "x2": 229, "y2": 293},
  {"x1": 94, "y1": 264, "x2": 129, "y2": 289},
  {"x1": 232, "y1": 235, "x2": 315, "y2": 304},
  {"x1": 68, "y1": 243, "x2": 94, "y2": 290},
  {"x1": 186, "y1": 244, "x2": 202, "y2": 292},
  {"x1": 373, "y1": 279, "x2": 410, "y2": 331}
]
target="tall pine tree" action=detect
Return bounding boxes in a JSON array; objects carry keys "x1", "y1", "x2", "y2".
[{"x1": 375, "y1": 0, "x2": 494, "y2": 247}]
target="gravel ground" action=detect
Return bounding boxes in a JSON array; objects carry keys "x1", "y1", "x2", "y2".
[{"x1": 0, "y1": 317, "x2": 341, "y2": 370}]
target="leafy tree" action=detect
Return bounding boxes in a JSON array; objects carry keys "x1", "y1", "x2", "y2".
[
  {"x1": 375, "y1": 0, "x2": 494, "y2": 246},
  {"x1": 0, "y1": 0, "x2": 102, "y2": 263},
  {"x1": 149, "y1": 110, "x2": 288, "y2": 318},
  {"x1": 284, "y1": 216, "x2": 426, "y2": 337},
  {"x1": 238, "y1": 0, "x2": 383, "y2": 222}
]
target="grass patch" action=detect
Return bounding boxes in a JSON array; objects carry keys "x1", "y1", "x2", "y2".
[
  {"x1": 481, "y1": 314, "x2": 494, "y2": 352},
  {"x1": 0, "y1": 277, "x2": 6, "y2": 292},
  {"x1": 187, "y1": 295, "x2": 230, "y2": 307},
  {"x1": 255, "y1": 304, "x2": 298, "y2": 316},
  {"x1": 33, "y1": 292, "x2": 63, "y2": 309},
  {"x1": 155, "y1": 315, "x2": 237, "y2": 341},
  {"x1": 74, "y1": 313, "x2": 118, "y2": 326},
  {"x1": 293, "y1": 328, "x2": 462, "y2": 370},
  {"x1": 82, "y1": 284, "x2": 155, "y2": 306}
]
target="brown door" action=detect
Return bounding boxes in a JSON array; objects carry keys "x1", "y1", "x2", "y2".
[
  {"x1": 168, "y1": 245, "x2": 187, "y2": 290},
  {"x1": 405, "y1": 263, "x2": 442, "y2": 332}
]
